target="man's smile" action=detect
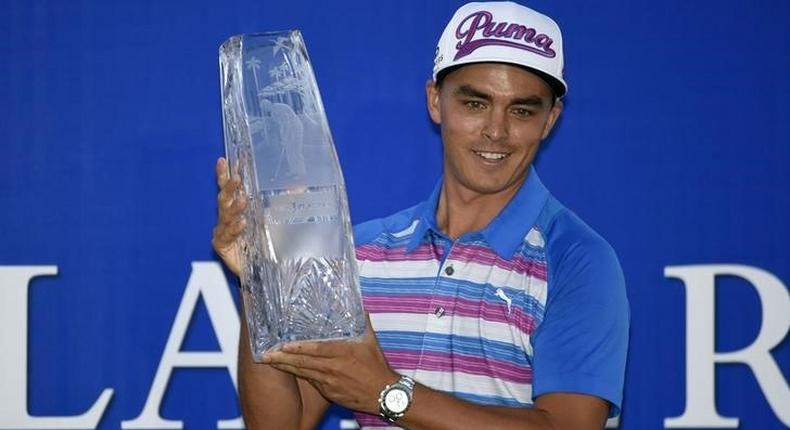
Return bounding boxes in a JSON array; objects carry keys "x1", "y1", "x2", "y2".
[{"x1": 473, "y1": 150, "x2": 511, "y2": 162}]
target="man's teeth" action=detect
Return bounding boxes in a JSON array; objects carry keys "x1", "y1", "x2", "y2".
[{"x1": 475, "y1": 151, "x2": 509, "y2": 160}]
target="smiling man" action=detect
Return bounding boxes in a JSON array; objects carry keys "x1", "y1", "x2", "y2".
[{"x1": 213, "y1": 2, "x2": 629, "y2": 429}]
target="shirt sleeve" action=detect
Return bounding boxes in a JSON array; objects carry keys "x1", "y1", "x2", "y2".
[{"x1": 531, "y1": 218, "x2": 630, "y2": 417}]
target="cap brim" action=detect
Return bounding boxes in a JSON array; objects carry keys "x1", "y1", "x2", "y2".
[{"x1": 435, "y1": 60, "x2": 567, "y2": 98}]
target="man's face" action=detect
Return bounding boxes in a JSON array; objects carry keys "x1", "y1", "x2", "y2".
[{"x1": 426, "y1": 63, "x2": 562, "y2": 198}]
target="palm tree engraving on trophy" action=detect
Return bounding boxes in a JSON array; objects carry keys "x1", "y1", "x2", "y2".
[
  {"x1": 245, "y1": 57, "x2": 261, "y2": 92},
  {"x1": 219, "y1": 31, "x2": 365, "y2": 361}
]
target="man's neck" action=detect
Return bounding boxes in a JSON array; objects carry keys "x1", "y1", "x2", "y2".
[{"x1": 435, "y1": 177, "x2": 524, "y2": 240}]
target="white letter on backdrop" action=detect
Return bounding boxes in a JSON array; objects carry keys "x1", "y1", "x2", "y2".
[
  {"x1": 664, "y1": 264, "x2": 789, "y2": 428},
  {"x1": 122, "y1": 262, "x2": 242, "y2": 429},
  {"x1": 0, "y1": 266, "x2": 113, "y2": 429}
]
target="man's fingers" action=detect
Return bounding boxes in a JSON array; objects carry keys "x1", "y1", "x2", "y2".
[
  {"x1": 211, "y1": 226, "x2": 232, "y2": 250},
  {"x1": 264, "y1": 351, "x2": 332, "y2": 371},
  {"x1": 215, "y1": 157, "x2": 245, "y2": 238},
  {"x1": 213, "y1": 157, "x2": 245, "y2": 276},
  {"x1": 269, "y1": 363, "x2": 326, "y2": 383},
  {"x1": 282, "y1": 340, "x2": 344, "y2": 357},
  {"x1": 227, "y1": 217, "x2": 247, "y2": 236},
  {"x1": 214, "y1": 218, "x2": 246, "y2": 245},
  {"x1": 216, "y1": 157, "x2": 230, "y2": 188},
  {"x1": 228, "y1": 192, "x2": 247, "y2": 214},
  {"x1": 218, "y1": 192, "x2": 247, "y2": 224},
  {"x1": 218, "y1": 175, "x2": 242, "y2": 206},
  {"x1": 218, "y1": 205, "x2": 245, "y2": 229}
]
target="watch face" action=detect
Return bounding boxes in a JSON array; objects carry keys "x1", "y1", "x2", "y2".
[{"x1": 384, "y1": 388, "x2": 409, "y2": 413}]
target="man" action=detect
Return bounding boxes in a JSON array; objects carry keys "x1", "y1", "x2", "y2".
[{"x1": 213, "y1": 2, "x2": 629, "y2": 429}]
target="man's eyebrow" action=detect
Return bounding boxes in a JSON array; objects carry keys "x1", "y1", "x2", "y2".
[
  {"x1": 511, "y1": 95, "x2": 546, "y2": 107},
  {"x1": 454, "y1": 85, "x2": 548, "y2": 108},
  {"x1": 454, "y1": 85, "x2": 492, "y2": 101}
]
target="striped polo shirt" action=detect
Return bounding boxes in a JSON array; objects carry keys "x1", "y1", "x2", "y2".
[{"x1": 352, "y1": 169, "x2": 629, "y2": 428}]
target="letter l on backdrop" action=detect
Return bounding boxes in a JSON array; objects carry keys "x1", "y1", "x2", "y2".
[{"x1": 0, "y1": 266, "x2": 113, "y2": 430}]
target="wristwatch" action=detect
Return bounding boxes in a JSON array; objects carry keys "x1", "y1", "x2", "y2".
[{"x1": 378, "y1": 375, "x2": 416, "y2": 423}]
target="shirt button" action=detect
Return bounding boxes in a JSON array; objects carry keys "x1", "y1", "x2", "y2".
[
  {"x1": 434, "y1": 306, "x2": 445, "y2": 318},
  {"x1": 444, "y1": 265, "x2": 455, "y2": 276}
]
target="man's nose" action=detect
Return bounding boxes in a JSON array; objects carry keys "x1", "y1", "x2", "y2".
[{"x1": 481, "y1": 109, "x2": 509, "y2": 142}]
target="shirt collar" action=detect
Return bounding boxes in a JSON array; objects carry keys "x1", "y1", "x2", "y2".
[
  {"x1": 405, "y1": 168, "x2": 550, "y2": 259},
  {"x1": 405, "y1": 180, "x2": 443, "y2": 253}
]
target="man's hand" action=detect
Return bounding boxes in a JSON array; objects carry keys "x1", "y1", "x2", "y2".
[
  {"x1": 262, "y1": 318, "x2": 399, "y2": 415},
  {"x1": 212, "y1": 157, "x2": 246, "y2": 276}
]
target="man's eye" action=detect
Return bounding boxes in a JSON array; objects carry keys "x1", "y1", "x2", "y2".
[
  {"x1": 511, "y1": 107, "x2": 533, "y2": 118},
  {"x1": 465, "y1": 100, "x2": 485, "y2": 110}
]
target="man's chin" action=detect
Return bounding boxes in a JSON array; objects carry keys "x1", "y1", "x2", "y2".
[{"x1": 454, "y1": 177, "x2": 525, "y2": 198}]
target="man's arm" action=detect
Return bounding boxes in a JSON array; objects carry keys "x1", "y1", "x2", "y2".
[
  {"x1": 213, "y1": 157, "x2": 330, "y2": 429},
  {"x1": 266, "y1": 331, "x2": 611, "y2": 430},
  {"x1": 238, "y1": 307, "x2": 329, "y2": 430},
  {"x1": 399, "y1": 386, "x2": 608, "y2": 430}
]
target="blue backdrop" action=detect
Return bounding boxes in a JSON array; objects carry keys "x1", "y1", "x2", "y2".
[{"x1": 1, "y1": 1, "x2": 788, "y2": 429}]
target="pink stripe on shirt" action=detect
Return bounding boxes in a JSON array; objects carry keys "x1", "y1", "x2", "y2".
[
  {"x1": 356, "y1": 243, "x2": 436, "y2": 262},
  {"x1": 386, "y1": 350, "x2": 533, "y2": 384},
  {"x1": 363, "y1": 295, "x2": 537, "y2": 335},
  {"x1": 447, "y1": 244, "x2": 547, "y2": 280}
]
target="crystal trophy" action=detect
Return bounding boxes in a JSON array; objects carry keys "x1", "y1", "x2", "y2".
[{"x1": 219, "y1": 31, "x2": 365, "y2": 361}]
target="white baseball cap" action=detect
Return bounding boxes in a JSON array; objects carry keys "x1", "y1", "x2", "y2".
[{"x1": 433, "y1": 1, "x2": 567, "y2": 98}]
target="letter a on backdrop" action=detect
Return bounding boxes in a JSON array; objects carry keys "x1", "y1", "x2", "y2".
[{"x1": 122, "y1": 262, "x2": 243, "y2": 430}]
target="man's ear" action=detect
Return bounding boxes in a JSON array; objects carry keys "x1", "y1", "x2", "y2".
[
  {"x1": 426, "y1": 80, "x2": 442, "y2": 125},
  {"x1": 541, "y1": 99, "x2": 563, "y2": 140}
]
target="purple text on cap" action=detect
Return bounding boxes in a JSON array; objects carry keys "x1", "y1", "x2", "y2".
[{"x1": 454, "y1": 11, "x2": 556, "y2": 61}]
